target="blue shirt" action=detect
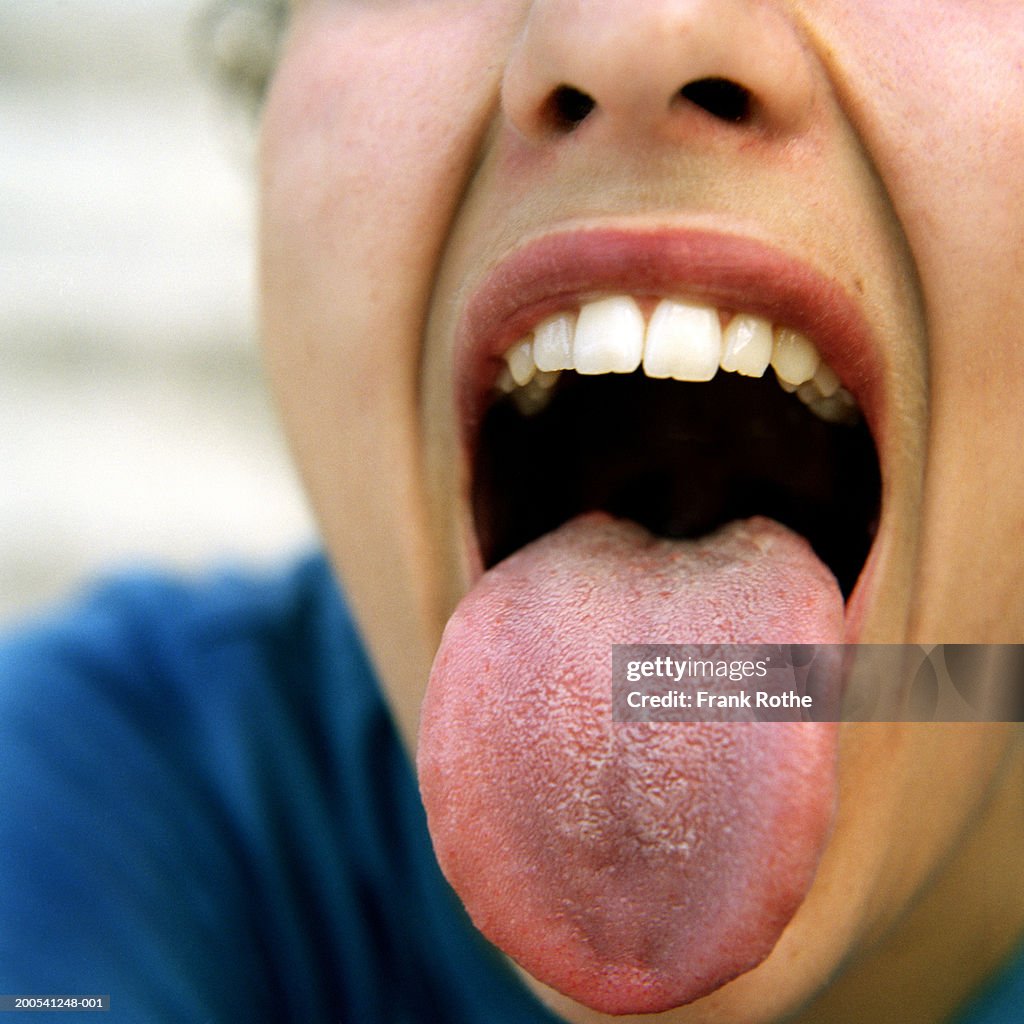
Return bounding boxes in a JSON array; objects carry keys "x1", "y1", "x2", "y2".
[
  {"x1": 0, "y1": 557, "x2": 1019, "y2": 1022},
  {"x1": 953, "y1": 941, "x2": 1024, "y2": 1024},
  {"x1": 0, "y1": 557, "x2": 559, "y2": 1022}
]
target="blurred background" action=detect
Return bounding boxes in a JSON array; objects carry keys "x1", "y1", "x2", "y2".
[{"x1": 0, "y1": 0, "x2": 314, "y2": 622}]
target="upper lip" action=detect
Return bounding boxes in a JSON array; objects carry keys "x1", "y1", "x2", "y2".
[{"x1": 455, "y1": 225, "x2": 887, "y2": 447}]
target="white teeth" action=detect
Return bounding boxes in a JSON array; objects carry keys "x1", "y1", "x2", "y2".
[
  {"x1": 495, "y1": 364, "x2": 515, "y2": 394},
  {"x1": 806, "y1": 389, "x2": 858, "y2": 424},
  {"x1": 532, "y1": 313, "x2": 575, "y2": 372},
  {"x1": 796, "y1": 380, "x2": 820, "y2": 404},
  {"x1": 504, "y1": 368, "x2": 561, "y2": 416},
  {"x1": 812, "y1": 361, "x2": 840, "y2": 398},
  {"x1": 495, "y1": 295, "x2": 859, "y2": 425},
  {"x1": 534, "y1": 369, "x2": 562, "y2": 389},
  {"x1": 505, "y1": 338, "x2": 536, "y2": 387},
  {"x1": 573, "y1": 296, "x2": 645, "y2": 375},
  {"x1": 642, "y1": 299, "x2": 721, "y2": 382},
  {"x1": 721, "y1": 314, "x2": 772, "y2": 377},
  {"x1": 771, "y1": 327, "x2": 820, "y2": 386},
  {"x1": 512, "y1": 376, "x2": 559, "y2": 416}
]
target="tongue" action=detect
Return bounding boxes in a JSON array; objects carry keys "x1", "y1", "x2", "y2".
[{"x1": 417, "y1": 513, "x2": 843, "y2": 1015}]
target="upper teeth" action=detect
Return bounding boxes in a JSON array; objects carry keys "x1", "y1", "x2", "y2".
[{"x1": 497, "y1": 294, "x2": 858, "y2": 424}]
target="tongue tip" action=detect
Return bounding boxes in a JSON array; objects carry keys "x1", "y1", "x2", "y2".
[
  {"x1": 499, "y1": 925, "x2": 786, "y2": 1016},
  {"x1": 526, "y1": 962, "x2": 741, "y2": 1017}
]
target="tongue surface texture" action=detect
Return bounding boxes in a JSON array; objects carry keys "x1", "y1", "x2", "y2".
[{"x1": 418, "y1": 514, "x2": 843, "y2": 1015}]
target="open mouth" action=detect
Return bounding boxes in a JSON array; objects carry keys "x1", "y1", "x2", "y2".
[
  {"x1": 473, "y1": 295, "x2": 880, "y2": 600},
  {"x1": 419, "y1": 229, "x2": 884, "y2": 1014}
]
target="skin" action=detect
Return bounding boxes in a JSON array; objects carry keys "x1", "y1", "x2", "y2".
[{"x1": 260, "y1": 2, "x2": 1024, "y2": 1021}]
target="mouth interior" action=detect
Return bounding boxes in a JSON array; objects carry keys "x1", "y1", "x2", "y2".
[{"x1": 473, "y1": 371, "x2": 880, "y2": 598}]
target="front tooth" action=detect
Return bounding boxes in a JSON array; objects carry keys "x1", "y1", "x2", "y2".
[
  {"x1": 772, "y1": 327, "x2": 820, "y2": 386},
  {"x1": 533, "y1": 313, "x2": 575, "y2": 372},
  {"x1": 505, "y1": 338, "x2": 536, "y2": 386},
  {"x1": 574, "y1": 296, "x2": 644, "y2": 374},
  {"x1": 642, "y1": 299, "x2": 721, "y2": 382},
  {"x1": 721, "y1": 314, "x2": 772, "y2": 377}
]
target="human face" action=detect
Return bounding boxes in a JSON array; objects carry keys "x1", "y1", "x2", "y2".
[{"x1": 260, "y1": 2, "x2": 1024, "y2": 1022}]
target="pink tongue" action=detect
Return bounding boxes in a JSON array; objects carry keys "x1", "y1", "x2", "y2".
[{"x1": 418, "y1": 514, "x2": 843, "y2": 1015}]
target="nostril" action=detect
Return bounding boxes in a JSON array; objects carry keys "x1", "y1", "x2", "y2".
[
  {"x1": 545, "y1": 84, "x2": 597, "y2": 131},
  {"x1": 678, "y1": 77, "x2": 752, "y2": 124}
]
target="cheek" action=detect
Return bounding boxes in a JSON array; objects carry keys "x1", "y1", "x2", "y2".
[
  {"x1": 260, "y1": 3, "x2": 516, "y2": 466},
  {"x1": 906, "y1": 32, "x2": 1024, "y2": 637},
  {"x1": 257, "y1": 4, "x2": 518, "y2": 732},
  {"x1": 816, "y1": 2, "x2": 1024, "y2": 638}
]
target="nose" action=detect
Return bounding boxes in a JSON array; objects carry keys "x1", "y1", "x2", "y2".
[{"x1": 503, "y1": 0, "x2": 817, "y2": 142}]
